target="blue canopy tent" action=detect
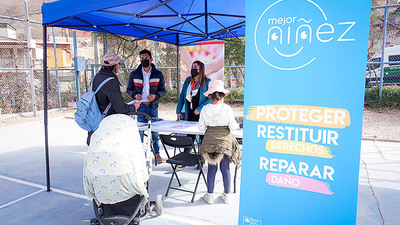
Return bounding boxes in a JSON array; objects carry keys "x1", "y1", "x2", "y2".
[{"x1": 41, "y1": 0, "x2": 245, "y2": 191}]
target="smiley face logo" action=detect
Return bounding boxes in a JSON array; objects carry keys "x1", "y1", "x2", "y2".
[{"x1": 254, "y1": 0, "x2": 328, "y2": 70}]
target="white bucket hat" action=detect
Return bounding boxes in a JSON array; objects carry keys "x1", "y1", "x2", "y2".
[{"x1": 204, "y1": 79, "x2": 230, "y2": 96}]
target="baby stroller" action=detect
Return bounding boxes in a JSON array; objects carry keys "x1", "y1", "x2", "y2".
[{"x1": 83, "y1": 112, "x2": 163, "y2": 225}]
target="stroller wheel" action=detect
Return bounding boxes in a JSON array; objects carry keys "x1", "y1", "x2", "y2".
[
  {"x1": 155, "y1": 194, "x2": 163, "y2": 216},
  {"x1": 90, "y1": 218, "x2": 99, "y2": 225},
  {"x1": 147, "y1": 202, "x2": 157, "y2": 216}
]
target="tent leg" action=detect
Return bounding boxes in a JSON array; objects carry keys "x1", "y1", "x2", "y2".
[
  {"x1": 43, "y1": 24, "x2": 51, "y2": 192},
  {"x1": 176, "y1": 34, "x2": 180, "y2": 98},
  {"x1": 104, "y1": 33, "x2": 108, "y2": 53}
]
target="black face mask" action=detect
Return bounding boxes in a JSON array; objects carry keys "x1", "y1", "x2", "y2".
[
  {"x1": 191, "y1": 69, "x2": 199, "y2": 78},
  {"x1": 141, "y1": 59, "x2": 150, "y2": 67}
]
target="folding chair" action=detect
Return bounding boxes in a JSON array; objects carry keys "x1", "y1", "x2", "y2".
[
  {"x1": 160, "y1": 134, "x2": 207, "y2": 202},
  {"x1": 160, "y1": 133, "x2": 182, "y2": 159}
]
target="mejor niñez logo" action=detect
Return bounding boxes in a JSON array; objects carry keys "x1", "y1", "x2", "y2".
[{"x1": 255, "y1": 0, "x2": 356, "y2": 70}]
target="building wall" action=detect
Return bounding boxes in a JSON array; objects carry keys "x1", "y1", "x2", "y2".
[{"x1": 46, "y1": 48, "x2": 72, "y2": 68}]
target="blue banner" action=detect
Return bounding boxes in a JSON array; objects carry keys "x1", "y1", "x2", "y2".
[{"x1": 239, "y1": 1, "x2": 371, "y2": 225}]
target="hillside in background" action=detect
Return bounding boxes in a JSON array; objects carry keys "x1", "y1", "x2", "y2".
[
  {"x1": 0, "y1": 0, "x2": 57, "y2": 39},
  {"x1": 0, "y1": 0, "x2": 55, "y2": 22}
]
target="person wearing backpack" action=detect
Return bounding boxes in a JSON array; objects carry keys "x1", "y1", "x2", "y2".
[
  {"x1": 86, "y1": 52, "x2": 141, "y2": 145},
  {"x1": 127, "y1": 49, "x2": 166, "y2": 163}
]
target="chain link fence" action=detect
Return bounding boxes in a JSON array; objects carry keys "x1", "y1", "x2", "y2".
[
  {"x1": 0, "y1": 15, "x2": 41, "y2": 114},
  {"x1": 367, "y1": 4, "x2": 400, "y2": 88},
  {"x1": 0, "y1": 13, "x2": 98, "y2": 114},
  {"x1": 0, "y1": 2, "x2": 245, "y2": 116},
  {"x1": 2, "y1": 3, "x2": 396, "y2": 115}
]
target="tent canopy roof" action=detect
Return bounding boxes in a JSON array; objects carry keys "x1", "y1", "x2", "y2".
[{"x1": 42, "y1": 0, "x2": 245, "y2": 45}]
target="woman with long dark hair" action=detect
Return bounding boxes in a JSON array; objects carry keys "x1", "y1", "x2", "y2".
[
  {"x1": 176, "y1": 60, "x2": 211, "y2": 157},
  {"x1": 176, "y1": 60, "x2": 211, "y2": 122}
]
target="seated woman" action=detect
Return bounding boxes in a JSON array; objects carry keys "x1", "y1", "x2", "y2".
[{"x1": 83, "y1": 114, "x2": 149, "y2": 207}]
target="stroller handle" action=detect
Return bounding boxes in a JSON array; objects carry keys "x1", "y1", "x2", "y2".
[{"x1": 128, "y1": 111, "x2": 151, "y2": 121}]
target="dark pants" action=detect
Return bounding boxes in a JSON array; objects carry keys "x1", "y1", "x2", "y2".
[
  {"x1": 184, "y1": 134, "x2": 203, "y2": 153},
  {"x1": 207, "y1": 155, "x2": 231, "y2": 194},
  {"x1": 87, "y1": 131, "x2": 94, "y2": 146},
  {"x1": 137, "y1": 104, "x2": 160, "y2": 154}
]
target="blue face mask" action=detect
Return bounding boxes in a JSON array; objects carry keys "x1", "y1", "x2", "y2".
[{"x1": 117, "y1": 68, "x2": 122, "y2": 74}]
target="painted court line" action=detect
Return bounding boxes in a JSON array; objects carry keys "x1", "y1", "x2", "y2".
[
  {"x1": 0, "y1": 189, "x2": 45, "y2": 209},
  {"x1": 161, "y1": 213, "x2": 216, "y2": 225},
  {"x1": 0, "y1": 174, "x2": 213, "y2": 224},
  {"x1": 0, "y1": 174, "x2": 90, "y2": 201}
]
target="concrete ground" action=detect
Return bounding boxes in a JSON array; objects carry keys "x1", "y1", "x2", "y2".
[{"x1": 0, "y1": 116, "x2": 398, "y2": 225}]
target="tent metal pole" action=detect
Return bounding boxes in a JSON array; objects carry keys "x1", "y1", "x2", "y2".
[
  {"x1": 154, "y1": 41, "x2": 158, "y2": 68},
  {"x1": 205, "y1": 0, "x2": 208, "y2": 35},
  {"x1": 379, "y1": 6, "x2": 388, "y2": 101},
  {"x1": 161, "y1": 1, "x2": 206, "y2": 35},
  {"x1": 52, "y1": 27, "x2": 62, "y2": 110},
  {"x1": 43, "y1": 24, "x2": 51, "y2": 192},
  {"x1": 24, "y1": 0, "x2": 37, "y2": 117},
  {"x1": 176, "y1": 34, "x2": 180, "y2": 99},
  {"x1": 209, "y1": 15, "x2": 242, "y2": 42},
  {"x1": 73, "y1": 30, "x2": 81, "y2": 99},
  {"x1": 208, "y1": 13, "x2": 245, "y2": 18},
  {"x1": 104, "y1": 33, "x2": 108, "y2": 53},
  {"x1": 71, "y1": 16, "x2": 131, "y2": 42},
  {"x1": 137, "y1": 0, "x2": 174, "y2": 17},
  {"x1": 93, "y1": 33, "x2": 99, "y2": 73}
]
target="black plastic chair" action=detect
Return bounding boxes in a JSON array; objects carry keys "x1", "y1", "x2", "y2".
[
  {"x1": 160, "y1": 134, "x2": 207, "y2": 202},
  {"x1": 160, "y1": 133, "x2": 182, "y2": 159}
]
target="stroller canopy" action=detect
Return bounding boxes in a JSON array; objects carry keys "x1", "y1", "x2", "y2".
[{"x1": 83, "y1": 114, "x2": 149, "y2": 205}]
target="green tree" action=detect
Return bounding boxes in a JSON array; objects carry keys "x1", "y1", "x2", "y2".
[{"x1": 224, "y1": 37, "x2": 245, "y2": 87}]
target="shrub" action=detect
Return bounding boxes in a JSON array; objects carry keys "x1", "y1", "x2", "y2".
[
  {"x1": 122, "y1": 92, "x2": 133, "y2": 103},
  {"x1": 160, "y1": 89, "x2": 178, "y2": 103},
  {"x1": 364, "y1": 86, "x2": 379, "y2": 106},
  {"x1": 365, "y1": 85, "x2": 400, "y2": 108},
  {"x1": 225, "y1": 87, "x2": 244, "y2": 104}
]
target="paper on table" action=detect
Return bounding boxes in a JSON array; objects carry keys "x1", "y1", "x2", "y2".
[{"x1": 128, "y1": 100, "x2": 142, "y2": 104}]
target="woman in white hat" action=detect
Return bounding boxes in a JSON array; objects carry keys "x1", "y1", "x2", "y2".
[{"x1": 198, "y1": 80, "x2": 241, "y2": 205}]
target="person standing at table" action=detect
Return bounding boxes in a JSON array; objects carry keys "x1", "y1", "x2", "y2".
[
  {"x1": 87, "y1": 52, "x2": 141, "y2": 146},
  {"x1": 127, "y1": 49, "x2": 166, "y2": 163},
  {"x1": 198, "y1": 80, "x2": 241, "y2": 204},
  {"x1": 176, "y1": 60, "x2": 211, "y2": 153}
]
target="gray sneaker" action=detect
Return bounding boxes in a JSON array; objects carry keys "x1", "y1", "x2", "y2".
[
  {"x1": 203, "y1": 193, "x2": 214, "y2": 204},
  {"x1": 221, "y1": 192, "x2": 230, "y2": 204}
]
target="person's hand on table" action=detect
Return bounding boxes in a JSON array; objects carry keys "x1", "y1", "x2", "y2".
[{"x1": 177, "y1": 114, "x2": 183, "y2": 121}]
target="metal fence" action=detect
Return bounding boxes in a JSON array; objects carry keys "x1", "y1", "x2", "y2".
[
  {"x1": 1, "y1": 4, "x2": 397, "y2": 116},
  {"x1": 0, "y1": 2, "x2": 244, "y2": 116},
  {"x1": 367, "y1": 4, "x2": 400, "y2": 99},
  {"x1": 0, "y1": 16, "x2": 84, "y2": 114}
]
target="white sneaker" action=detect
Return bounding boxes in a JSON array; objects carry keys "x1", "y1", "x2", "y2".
[
  {"x1": 203, "y1": 193, "x2": 214, "y2": 204},
  {"x1": 221, "y1": 193, "x2": 230, "y2": 204}
]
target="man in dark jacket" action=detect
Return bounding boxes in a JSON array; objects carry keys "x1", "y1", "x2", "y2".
[
  {"x1": 127, "y1": 49, "x2": 166, "y2": 163},
  {"x1": 87, "y1": 52, "x2": 140, "y2": 145}
]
